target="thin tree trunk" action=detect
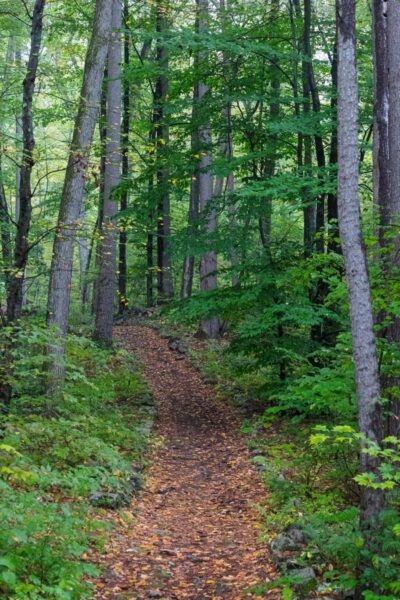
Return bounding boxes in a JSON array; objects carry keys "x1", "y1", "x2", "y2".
[
  {"x1": 15, "y1": 48, "x2": 23, "y2": 223},
  {"x1": 82, "y1": 217, "x2": 99, "y2": 308},
  {"x1": 6, "y1": 0, "x2": 46, "y2": 323},
  {"x1": 155, "y1": 0, "x2": 174, "y2": 301},
  {"x1": 78, "y1": 203, "x2": 89, "y2": 306},
  {"x1": 336, "y1": 3, "x2": 384, "y2": 596},
  {"x1": 0, "y1": 159, "x2": 11, "y2": 288},
  {"x1": 181, "y1": 115, "x2": 200, "y2": 300},
  {"x1": 118, "y1": 0, "x2": 130, "y2": 314},
  {"x1": 94, "y1": 0, "x2": 122, "y2": 344},
  {"x1": 196, "y1": 0, "x2": 220, "y2": 339},
  {"x1": 327, "y1": 38, "x2": 339, "y2": 253},
  {"x1": 92, "y1": 68, "x2": 108, "y2": 316},
  {"x1": 302, "y1": 0, "x2": 315, "y2": 258},
  {"x1": 259, "y1": 0, "x2": 280, "y2": 265},
  {"x1": 47, "y1": 0, "x2": 112, "y2": 392}
]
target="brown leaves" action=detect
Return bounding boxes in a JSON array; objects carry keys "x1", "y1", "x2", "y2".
[{"x1": 91, "y1": 325, "x2": 278, "y2": 599}]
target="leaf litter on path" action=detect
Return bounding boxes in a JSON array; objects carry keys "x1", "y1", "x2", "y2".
[{"x1": 92, "y1": 325, "x2": 278, "y2": 599}]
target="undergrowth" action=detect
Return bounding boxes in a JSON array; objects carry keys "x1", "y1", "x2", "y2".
[{"x1": 0, "y1": 320, "x2": 153, "y2": 599}]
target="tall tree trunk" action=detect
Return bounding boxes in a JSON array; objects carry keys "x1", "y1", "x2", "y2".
[
  {"x1": 0, "y1": 159, "x2": 11, "y2": 288},
  {"x1": 196, "y1": 0, "x2": 220, "y2": 339},
  {"x1": 302, "y1": 0, "x2": 315, "y2": 258},
  {"x1": 327, "y1": 38, "x2": 339, "y2": 253},
  {"x1": 373, "y1": 0, "x2": 400, "y2": 436},
  {"x1": 92, "y1": 68, "x2": 108, "y2": 316},
  {"x1": 259, "y1": 0, "x2": 280, "y2": 264},
  {"x1": 155, "y1": 0, "x2": 174, "y2": 301},
  {"x1": 336, "y1": 2, "x2": 384, "y2": 596},
  {"x1": 6, "y1": 0, "x2": 46, "y2": 323},
  {"x1": 181, "y1": 115, "x2": 200, "y2": 300},
  {"x1": 47, "y1": 0, "x2": 112, "y2": 392},
  {"x1": 118, "y1": 0, "x2": 130, "y2": 314},
  {"x1": 217, "y1": 0, "x2": 239, "y2": 288},
  {"x1": 94, "y1": 0, "x2": 122, "y2": 344},
  {"x1": 78, "y1": 203, "x2": 89, "y2": 306}
]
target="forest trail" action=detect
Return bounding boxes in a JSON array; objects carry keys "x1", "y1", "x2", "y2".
[{"x1": 94, "y1": 325, "x2": 277, "y2": 599}]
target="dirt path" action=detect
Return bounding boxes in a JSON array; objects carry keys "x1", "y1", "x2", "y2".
[{"x1": 94, "y1": 325, "x2": 277, "y2": 599}]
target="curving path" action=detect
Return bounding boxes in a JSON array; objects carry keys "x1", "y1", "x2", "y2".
[{"x1": 94, "y1": 325, "x2": 277, "y2": 599}]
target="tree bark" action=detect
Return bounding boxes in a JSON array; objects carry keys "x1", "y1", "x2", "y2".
[
  {"x1": 6, "y1": 0, "x2": 46, "y2": 323},
  {"x1": 94, "y1": 0, "x2": 122, "y2": 344},
  {"x1": 327, "y1": 38, "x2": 339, "y2": 253},
  {"x1": 373, "y1": 0, "x2": 400, "y2": 436},
  {"x1": 302, "y1": 0, "x2": 315, "y2": 258},
  {"x1": 118, "y1": 0, "x2": 130, "y2": 314},
  {"x1": 181, "y1": 106, "x2": 200, "y2": 300},
  {"x1": 336, "y1": 2, "x2": 384, "y2": 595},
  {"x1": 47, "y1": 0, "x2": 112, "y2": 391},
  {"x1": 155, "y1": 0, "x2": 174, "y2": 301},
  {"x1": 196, "y1": 0, "x2": 220, "y2": 339},
  {"x1": 0, "y1": 159, "x2": 11, "y2": 289}
]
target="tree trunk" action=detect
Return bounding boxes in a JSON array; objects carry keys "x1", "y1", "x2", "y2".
[
  {"x1": 47, "y1": 0, "x2": 112, "y2": 392},
  {"x1": 118, "y1": 0, "x2": 130, "y2": 314},
  {"x1": 373, "y1": 0, "x2": 400, "y2": 436},
  {"x1": 94, "y1": 0, "x2": 122, "y2": 344},
  {"x1": 181, "y1": 115, "x2": 200, "y2": 300},
  {"x1": 196, "y1": 0, "x2": 220, "y2": 339},
  {"x1": 6, "y1": 0, "x2": 46, "y2": 323},
  {"x1": 92, "y1": 68, "x2": 108, "y2": 316},
  {"x1": 78, "y1": 204, "x2": 89, "y2": 306},
  {"x1": 155, "y1": 0, "x2": 174, "y2": 301},
  {"x1": 0, "y1": 159, "x2": 11, "y2": 289},
  {"x1": 327, "y1": 38, "x2": 339, "y2": 253},
  {"x1": 302, "y1": 0, "x2": 315, "y2": 258},
  {"x1": 336, "y1": 2, "x2": 384, "y2": 595}
]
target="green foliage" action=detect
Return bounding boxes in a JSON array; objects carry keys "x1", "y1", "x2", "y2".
[{"x1": 0, "y1": 325, "x2": 153, "y2": 599}]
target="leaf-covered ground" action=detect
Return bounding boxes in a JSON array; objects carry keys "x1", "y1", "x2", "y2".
[{"x1": 93, "y1": 325, "x2": 278, "y2": 599}]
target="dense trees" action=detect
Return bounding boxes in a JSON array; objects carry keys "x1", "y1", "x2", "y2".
[{"x1": 1, "y1": 0, "x2": 400, "y2": 597}]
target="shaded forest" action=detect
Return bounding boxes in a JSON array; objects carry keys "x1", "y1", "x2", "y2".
[{"x1": 0, "y1": 0, "x2": 400, "y2": 598}]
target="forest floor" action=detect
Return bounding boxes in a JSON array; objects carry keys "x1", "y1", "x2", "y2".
[{"x1": 93, "y1": 325, "x2": 278, "y2": 599}]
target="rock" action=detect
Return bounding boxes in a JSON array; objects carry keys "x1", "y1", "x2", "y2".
[
  {"x1": 290, "y1": 567, "x2": 317, "y2": 594},
  {"x1": 168, "y1": 337, "x2": 186, "y2": 354},
  {"x1": 89, "y1": 492, "x2": 127, "y2": 509},
  {"x1": 277, "y1": 473, "x2": 286, "y2": 482},
  {"x1": 285, "y1": 525, "x2": 308, "y2": 545},
  {"x1": 252, "y1": 455, "x2": 269, "y2": 473},
  {"x1": 128, "y1": 473, "x2": 144, "y2": 493},
  {"x1": 271, "y1": 534, "x2": 300, "y2": 556},
  {"x1": 148, "y1": 590, "x2": 163, "y2": 598}
]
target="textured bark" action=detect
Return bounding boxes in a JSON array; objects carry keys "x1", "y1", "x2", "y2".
[
  {"x1": 92, "y1": 69, "x2": 108, "y2": 316},
  {"x1": 259, "y1": 0, "x2": 280, "y2": 266},
  {"x1": 6, "y1": 0, "x2": 45, "y2": 323},
  {"x1": 302, "y1": 0, "x2": 315, "y2": 257},
  {"x1": 147, "y1": 123, "x2": 156, "y2": 308},
  {"x1": 47, "y1": 0, "x2": 112, "y2": 389},
  {"x1": 373, "y1": 0, "x2": 390, "y2": 243},
  {"x1": 94, "y1": 0, "x2": 122, "y2": 344},
  {"x1": 216, "y1": 0, "x2": 239, "y2": 288},
  {"x1": 155, "y1": 0, "x2": 174, "y2": 301},
  {"x1": 181, "y1": 97, "x2": 200, "y2": 300},
  {"x1": 196, "y1": 0, "x2": 220, "y2": 339},
  {"x1": 374, "y1": 0, "x2": 400, "y2": 436},
  {"x1": 78, "y1": 204, "x2": 89, "y2": 306},
  {"x1": 119, "y1": 0, "x2": 130, "y2": 314},
  {"x1": 327, "y1": 38, "x2": 339, "y2": 253},
  {"x1": 0, "y1": 159, "x2": 11, "y2": 288},
  {"x1": 336, "y1": 2, "x2": 384, "y2": 594}
]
